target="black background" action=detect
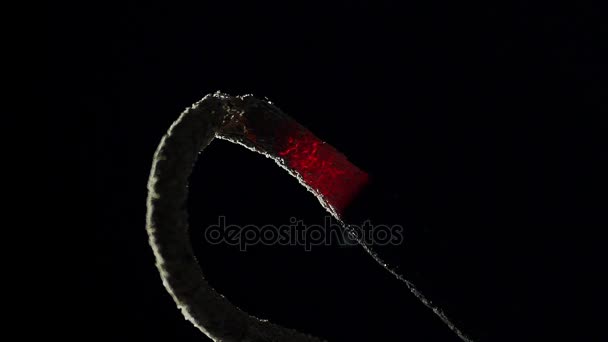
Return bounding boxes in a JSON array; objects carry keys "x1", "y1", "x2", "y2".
[{"x1": 51, "y1": 1, "x2": 606, "y2": 341}]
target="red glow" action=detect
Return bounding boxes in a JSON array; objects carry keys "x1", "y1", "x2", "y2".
[{"x1": 274, "y1": 121, "x2": 368, "y2": 217}]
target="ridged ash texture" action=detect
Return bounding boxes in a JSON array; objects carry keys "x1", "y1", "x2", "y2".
[
  {"x1": 146, "y1": 92, "x2": 324, "y2": 342},
  {"x1": 146, "y1": 92, "x2": 474, "y2": 342}
]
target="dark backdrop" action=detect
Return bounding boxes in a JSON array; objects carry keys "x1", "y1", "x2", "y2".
[{"x1": 51, "y1": 1, "x2": 606, "y2": 341}]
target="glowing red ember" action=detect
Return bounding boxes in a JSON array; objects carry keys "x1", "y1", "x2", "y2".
[{"x1": 274, "y1": 121, "x2": 368, "y2": 217}]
